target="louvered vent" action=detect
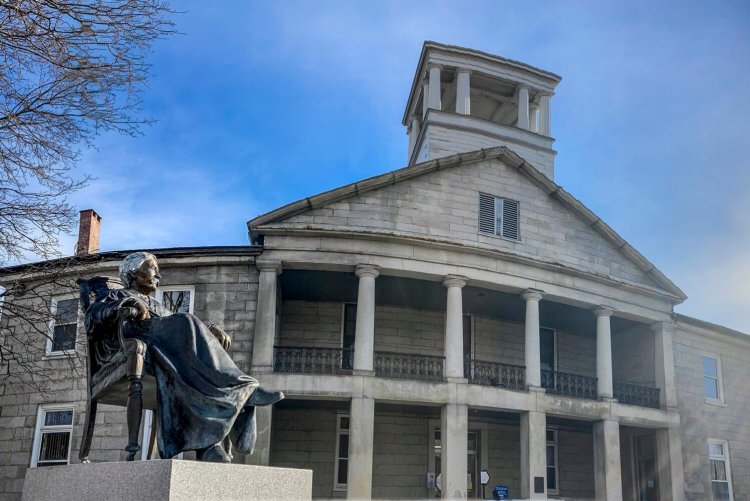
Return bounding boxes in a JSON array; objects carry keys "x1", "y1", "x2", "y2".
[
  {"x1": 501, "y1": 199, "x2": 519, "y2": 240},
  {"x1": 478, "y1": 192, "x2": 495, "y2": 234},
  {"x1": 477, "y1": 193, "x2": 520, "y2": 240}
]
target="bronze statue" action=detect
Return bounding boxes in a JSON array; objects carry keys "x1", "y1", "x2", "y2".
[{"x1": 84, "y1": 252, "x2": 282, "y2": 462}]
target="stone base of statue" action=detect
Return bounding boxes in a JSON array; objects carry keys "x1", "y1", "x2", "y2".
[{"x1": 22, "y1": 460, "x2": 313, "y2": 501}]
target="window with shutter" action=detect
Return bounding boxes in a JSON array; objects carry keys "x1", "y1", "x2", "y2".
[{"x1": 478, "y1": 193, "x2": 520, "y2": 240}]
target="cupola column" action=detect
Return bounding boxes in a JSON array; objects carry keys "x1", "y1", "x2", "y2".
[
  {"x1": 421, "y1": 81, "x2": 429, "y2": 118},
  {"x1": 522, "y1": 289, "x2": 545, "y2": 388},
  {"x1": 428, "y1": 64, "x2": 442, "y2": 111},
  {"x1": 443, "y1": 275, "x2": 468, "y2": 380},
  {"x1": 539, "y1": 94, "x2": 551, "y2": 136},
  {"x1": 517, "y1": 86, "x2": 530, "y2": 130},
  {"x1": 456, "y1": 69, "x2": 471, "y2": 115},
  {"x1": 595, "y1": 306, "x2": 616, "y2": 399},
  {"x1": 353, "y1": 265, "x2": 380, "y2": 373},
  {"x1": 529, "y1": 103, "x2": 539, "y2": 133}
]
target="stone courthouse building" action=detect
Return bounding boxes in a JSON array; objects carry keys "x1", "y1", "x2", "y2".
[{"x1": 0, "y1": 42, "x2": 748, "y2": 501}]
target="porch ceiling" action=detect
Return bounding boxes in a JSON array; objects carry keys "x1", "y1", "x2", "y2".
[{"x1": 280, "y1": 270, "x2": 640, "y2": 336}]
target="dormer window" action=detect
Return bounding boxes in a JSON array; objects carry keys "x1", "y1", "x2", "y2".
[{"x1": 478, "y1": 192, "x2": 520, "y2": 240}]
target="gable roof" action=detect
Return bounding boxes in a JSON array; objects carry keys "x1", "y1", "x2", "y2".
[{"x1": 248, "y1": 146, "x2": 686, "y2": 302}]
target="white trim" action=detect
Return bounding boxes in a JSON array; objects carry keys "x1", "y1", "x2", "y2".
[
  {"x1": 30, "y1": 404, "x2": 75, "y2": 467},
  {"x1": 708, "y1": 438, "x2": 734, "y2": 501},
  {"x1": 45, "y1": 295, "x2": 80, "y2": 357},
  {"x1": 155, "y1": 285, "x2": 195, "y2": 314},
  {"x1": 546, "y1": 426, "x2": 559, "y2": 495},
  {"x1": 333, "y1": 413, "x2": 350, "y2": 492},
  {"x1": 702, "y1": 352, "x2": 725, "y2": 405}
]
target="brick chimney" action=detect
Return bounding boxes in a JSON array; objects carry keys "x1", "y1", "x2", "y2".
[{"x1": 75, "y1": 209, "x2": 101, "y2": 256}]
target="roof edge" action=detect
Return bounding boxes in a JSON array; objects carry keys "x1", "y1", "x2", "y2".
[
  {"x1": 675, "y1": 313, "x2": 749, "y2": 340},
  {"x1": 247, "y1": 146, "x2": 686, "y2": 302}
]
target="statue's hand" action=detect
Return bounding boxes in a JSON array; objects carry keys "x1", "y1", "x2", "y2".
[
  {"x1": 125, "y1": 301, "x2": 151, "y2": 321},
  {"x1": 208, "y1": 324, "x2": 231, "y2": 350}
]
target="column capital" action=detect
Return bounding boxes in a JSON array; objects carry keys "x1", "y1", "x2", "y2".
[
  {"x1": 594, "y1": 305, "x2": 616, "y2": 318},
  {"x1": 456, "y1": 67, "x2": 471, "y2": 75},
  {"x1": 521, "y1": 288, "x2": 545, "y2": 301},
  {"x1": 355, "y1": 264, "x2": 380, "y2": 279},
  {"x1": 256, "y1": 259, "x2": 282, "y2": 274},
  {"x1": 443, "y1": 275, "x2": 468, "y2": 288},
  {"x1": 427, "y1": 62, "x2": 443, "y2": 71}
]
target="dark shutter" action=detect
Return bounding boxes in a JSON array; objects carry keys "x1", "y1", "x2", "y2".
[
  {"x1": 478, "y1": 192, "x2": 495, "y2": 234},
  {"x1": 501, "y1": 198, "x2": 520, "y2": 240}
]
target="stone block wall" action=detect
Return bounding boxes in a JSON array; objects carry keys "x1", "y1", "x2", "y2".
[
  {"x1": 0, "y1": 258, "x2": 259, "y2": 501},
  {"x1": 612, "y1": 326, "x2": 656, "y2": 385},
  {"x1": 673, "y1": 323, "x2": 750, "y2": 501},
  {"x1": 557, "y1": 428, "x2": 595, "y2": 498},
  {"x1": 372, "y1": 413, "x2": 429, "y2": 499},
  {"x1": 486, "y1": 422, "x2": 521, "y2": 495}
]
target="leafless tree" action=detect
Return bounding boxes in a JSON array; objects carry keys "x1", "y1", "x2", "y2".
[
  {"x1": 0, "y1": 257, "x2": 87, "y2": 391},
  {"x1": 0, "y1": 0, "x2": 175, "y2": 264}
]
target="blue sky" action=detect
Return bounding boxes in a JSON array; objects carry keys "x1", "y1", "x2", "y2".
[{"x1": 64, "y1": 1, "x2": 749, "y2": 332}]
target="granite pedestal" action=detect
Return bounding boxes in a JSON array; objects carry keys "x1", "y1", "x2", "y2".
[{"x1": 22, "y1": 460, "x2": 312, "y2": 501}]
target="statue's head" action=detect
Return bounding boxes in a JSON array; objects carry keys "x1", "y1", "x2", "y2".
[{"x1": 119, "y1": 252, "x2": 160, "y2": 294}]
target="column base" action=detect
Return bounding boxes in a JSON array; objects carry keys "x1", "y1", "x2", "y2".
[
  {"x1": 353, "y1": 369, "x2": 375, "y2": 377},
  {"x1": 252, "y1": 366, "x2": 273, "y2": 375},
  {"x1": 527, "y1": 385, "x2": 546, "y2": 393},
  {"x1": 446, "y1": 377, "x2": 468, "y2": 384},
  {"x1": 600, "y1": 397, "x2": 618, "y2": 403}
]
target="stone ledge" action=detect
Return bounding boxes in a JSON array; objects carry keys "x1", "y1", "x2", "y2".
[{"x1": 22, "y1": 459, "x2": 312, "y2": 501}]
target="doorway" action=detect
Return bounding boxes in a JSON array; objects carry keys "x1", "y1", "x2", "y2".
[{"x1": 633, "y1": 434, "x2": 658, "y2": 501}]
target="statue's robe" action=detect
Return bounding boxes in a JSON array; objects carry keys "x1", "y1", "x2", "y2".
[{"x1": 85, "y1": 288, "x2": 258, "y2": 459}]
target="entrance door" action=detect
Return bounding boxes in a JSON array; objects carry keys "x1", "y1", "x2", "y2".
[
  {"x1": 633, "y1": 435, "x2": 658, "y2": 501},
  {"x1": 432, "y1": 429, "x2": 481, "y2": 499}
]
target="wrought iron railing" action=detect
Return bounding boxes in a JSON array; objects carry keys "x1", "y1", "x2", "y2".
[
  {"x1": 465, "y1": 357, "x2": 526, "y2": 390},
  {"x1": 614, "y1": 381, "x2": 661, "y2": 409},
  {"x1": 541, "y1": 370, "x2": 598, "y2": 400},
  {"x1": 374, "y1": 351, "x2": 444, "y2": 382},
  {"x1": 273, "y1": 346, "x2": 353, "y2": 375}
]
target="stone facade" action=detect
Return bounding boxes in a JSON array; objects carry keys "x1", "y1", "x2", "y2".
[{"x1": 1, "y1": 41, "x2": 748, "y2": 501}]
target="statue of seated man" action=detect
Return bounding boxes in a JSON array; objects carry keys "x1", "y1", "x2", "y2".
[{"x1": 85, "y1": 251, "x2": 283, "y2": 462}]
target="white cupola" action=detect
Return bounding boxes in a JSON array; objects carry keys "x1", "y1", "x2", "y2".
[{"x1": 403, "y1": 42, "x2": 561, "y2": 179}]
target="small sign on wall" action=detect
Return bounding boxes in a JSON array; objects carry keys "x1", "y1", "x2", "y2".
[{"x1": 426, "y1": 472, "x2": 435, "y2": 488}]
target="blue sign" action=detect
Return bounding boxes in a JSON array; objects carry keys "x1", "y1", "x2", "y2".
[{"x1": 492, "y1": 484, "x2": 509, "y2": 500}]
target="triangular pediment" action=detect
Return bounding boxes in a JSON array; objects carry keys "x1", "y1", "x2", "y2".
[{"x1": 249, "y1": 147, "x2": 685, "y2": 300}]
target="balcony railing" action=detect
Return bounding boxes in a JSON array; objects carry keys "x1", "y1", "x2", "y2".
[
  {"x1": 374, "y1": 351, "x2": 444, "y2": 382},
  {"x1": 465, "y1": 357, "x2": 526, "y2": 390},
  {"x1": 541, "y1": 370, "x2": 598, "y2": 400},
  {"x1": 614, "y1": 381, "x2": 661, "y2": 409},
  {"x1": 273, "y1": 346, "x2": 353, "y2": 375}
]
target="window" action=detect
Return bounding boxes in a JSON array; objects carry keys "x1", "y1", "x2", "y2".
[
  {"x1": 341, "y1": 303, "x2": 357, "y2": 370},
  {"x1": 708, "y1": 439, "x2": 734, "y2": 500},
  {"x1": 334, "y1": 414, "x2": 350, "y2": 491},
  {"x1": 540, "y1": 328, "x2": 556, "y2": 372},
  {"x1": 156, "y1": 286, "x2": 194, "y2": 314},
  {"x1": 703, "y1": 354, "x2": 724, "y2": 403},
  {"x1": 31, "y1": 405, "x2": 74, "y2": 467},
  {"x1": 478, "y1": 192, "x2": 520, "y2": 240},
  {"x1": 546, "y1": 428, "x2": 558, "y2": 494},
  {"x1": 47, "y1": 297, "x2": 79, "y2": 355}
]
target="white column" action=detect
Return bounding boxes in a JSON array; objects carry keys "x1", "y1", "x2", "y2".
[
  {"x1": 456, "y1": 69, "x2": 471, "y2": 115},
  {"x1": 353, "y1": 265, "x2": 379, "y2": 373},
  {"x1": 520, "y1": 411, "x2": 547, "y2": 499},
  {"x1": 539, "y1": 94, "x2": 551, "y2": 136},
  {"x1": 443, "y1": 275, "x2": 467, "y2": 380},
  {"x1": 529, "y1": 104, "x2": 538, "y2": 133},
  {"x1": 251, "y1": 260, "x2": 282, "y2": 372},
  {"x1": 593, "y1": 420, "x2": 623, "y2": 501},
  {"x1": 653, "y1": 321, "x2": 678, "y2": 408},
  {"x1": 428, "y1": 64, "x2": 442, "y2": 111},
  {"x1": 595, "y1": 306, "x2": 615, "y2": 399},
  {"x1": 516, "y1": 86, "x2": 530, "y2": 130},
  {"x1": 244, "y1": 406, "x2": 273, "y2": 465},
  {"x1": 656, "y1": 427, "x2": 686, "y2": 501},
  {"x1": 409, "y1": 117, "x2": 421, "y2": 162},
  {"x1": 441, "y1": 403, "x2": 468, "y2": 499},
  {"x1": 347, "y1": 397, "x2": 375, "y2": 500},
  {"x1": 421, "y1": 81, "x2": 429, "y2": 118},
  {"x1": 522, "y1": 289, "x2": 544, "y2": 388}
]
